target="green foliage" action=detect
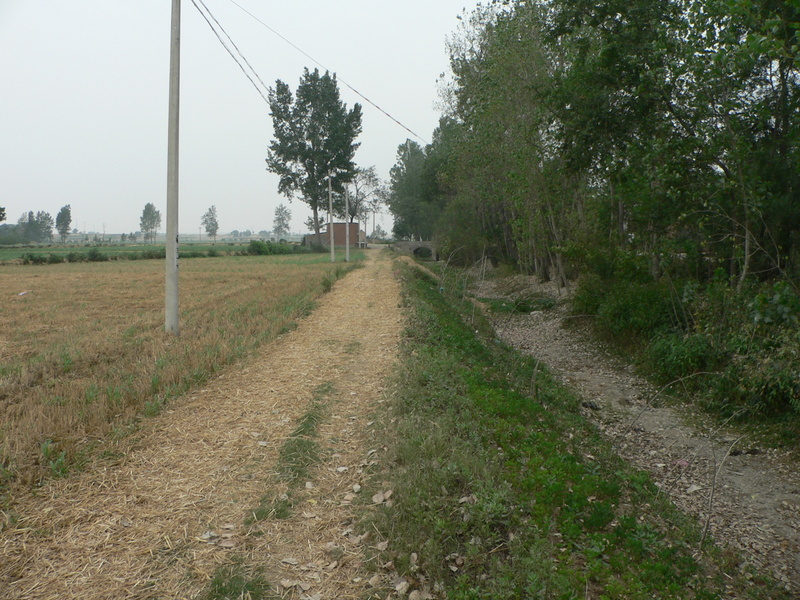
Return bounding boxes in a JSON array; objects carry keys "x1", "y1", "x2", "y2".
[
  {"x1": 201, "y1": 205, "x2": 219, "y2": 242},
  {"x1": 55, "y1": 205, "x2": 71, "y2": 242},
  {"x1": 86, "y1": 247, "x2": 108, "y2": 262},
  {"x1": 597, "y1": 283, "x2": 672, "y2": 338},
  {"x1": 749, "y1": 282, "x2": 800, "y2": 326},
  {"x1": 272, "y1": 203, "x2": 291, "y2": 239},
  {"x1": 17, "y1": 211, "x2": 54, "y2": 243},
  {"x1": 40, "y1": 440, "x2": 68, "y2": 478},
  {"x1": 21, "y1": 253, "x2": 47, "y2": 265},
  {"x1": 203, "y1": 562, "x2": 272, "y2": 600},
  {"x1": 646, "y1": 332, "x2": 719, "y2": 384},
  {"x1": 246, "y1": 240, "x2": 311, "y2": 256},
  {"x1": 266, "y1": 68, "x2": 362, "y2": 238},
  {"x1": 139, "y1": 202, "x2": 161, "y2": 244},
  {"x1": 365, "y1": 263, "x2": 785, "y2": 599}
]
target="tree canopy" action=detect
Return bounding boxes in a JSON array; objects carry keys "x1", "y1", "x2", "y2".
[
  {"x1": 388, "y1": 0, "x2": 800, "y2": 414},
  {"x1": 56, "y1": 205, "x2": 72, "y2": 242},
  {"x1": 201, "y1": 205, "x2": 219, "y2": 243},
  {"x1": 140, "y1": 203, "x2": 162, "y2": 244},
  {"x1": 266, "y1": 68, "x2": 362, "y2": 242},
  {"x1": 272, "y1": 203, "x2": 291, "y2": 238}
]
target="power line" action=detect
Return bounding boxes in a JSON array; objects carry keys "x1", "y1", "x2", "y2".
[
  {"x1": 225, "y1": 0, "x2": 431, "y2": 145},
  {"x1": 189, "y1": 0, "x2": 270, "y2": 104}
]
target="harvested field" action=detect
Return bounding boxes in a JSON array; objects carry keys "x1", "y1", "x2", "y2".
[
  {"x1": 0, "y1": 249, "x2": 403, "y2": 599},
  {"x1": 0, "y1": 254, "x2": 352, "y2": 486}
]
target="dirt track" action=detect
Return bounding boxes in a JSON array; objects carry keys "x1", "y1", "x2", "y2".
[{"x1": 1, "y1": 250, "x2": 403, "y2": 599}]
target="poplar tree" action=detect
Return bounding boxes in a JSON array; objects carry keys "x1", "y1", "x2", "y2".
[{"x1": 266, "y1": 68, "x2": 362, "y2": 245}]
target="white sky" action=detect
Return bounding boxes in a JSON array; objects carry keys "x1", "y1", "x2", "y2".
[{"x1": 0, "y1": 1, "x2": 471, "y2": 236}]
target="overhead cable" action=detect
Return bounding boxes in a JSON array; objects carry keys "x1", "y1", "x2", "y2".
[
  {"x1": 226, "y1": 0, "x2": 430, "y2": 145},
  {"x1": 189, "y1": 0, "x2": 270, "y2": 104}
]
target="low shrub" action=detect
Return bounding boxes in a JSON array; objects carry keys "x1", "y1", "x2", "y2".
[
  {"x1": 141, "y1": 248, "x2": 166, "y2": 260},
  {"x1": 596, "y1": 281, "x2": 673, "y2": 337},
  {"x1": 646, "y1": 332, "x2": 720, "y2": 384},
  {"x1": 66, "y1": 252, "x2": 88, "y2": 263},
  {"x1": 86, "y1": 247, "x2": 107, "y2": 262},
  {"x1": 21, "y1": 253, "x2": 47, "y2": 265}
]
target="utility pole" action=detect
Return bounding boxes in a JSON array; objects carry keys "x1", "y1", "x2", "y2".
[
  {"x1": 345, "y1": 186, "x2": 350, "y2": 262},
  {"x1": 165, "y1": 0, "x2": 181, "y2": 335},
  {"x1": 328, "y1": 174, "x2": 335, "y2": 263}
]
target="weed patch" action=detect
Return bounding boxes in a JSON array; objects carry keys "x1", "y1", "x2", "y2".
[{"x1": 203, "y1": 561, "x2": 273, "y2": 600}]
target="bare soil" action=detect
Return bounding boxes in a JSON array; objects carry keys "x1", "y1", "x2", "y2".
[{"x1": 477, "y1": 274, "x2": 800, "y2": 596}]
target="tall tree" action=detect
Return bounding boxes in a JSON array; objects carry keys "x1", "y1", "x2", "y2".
[
  {"x1": 18, "y1": 211, "x2": 54, "y2": 243},
  {"x1": 388, "y1": 141, "x2": 432, "y2": 241},
  {"x1": 201, "y1": 205, "x2": 219, "y2": 243},
  {"x1": 343, "y1": 166, "x2": 383, "y2": 228},
  {"x1": 266, "y1": 68, "x2": 362, "y2": 244},
  {"x1": 273, "y1": 203, "x2": 291, "y2": 238},
  {"x1": 0, "y1": 206, "x2": 5, "y2": 223},
  {"x1": 55, "y1": 205, "x2": 72, "y2": 242},
  {"x1": 140, "y1": 203, "x2": 162, "y2": 244}
]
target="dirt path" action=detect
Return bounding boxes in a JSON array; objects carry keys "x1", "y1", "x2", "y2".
[
  {"x1": 1, "y1": 250, "x2": 404, "y2": 600},
  {"x1": 480, "y1": 277, "x2": 800, "y2": 596}
]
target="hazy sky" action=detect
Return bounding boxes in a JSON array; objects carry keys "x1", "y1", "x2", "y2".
[{"x1": 0, "y1": 1, "x2": 472, "y2": 236}]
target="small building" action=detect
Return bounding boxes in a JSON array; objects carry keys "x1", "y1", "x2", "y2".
[{"x1": 304, "y1": 223, "x2": 366, "y2": 248}]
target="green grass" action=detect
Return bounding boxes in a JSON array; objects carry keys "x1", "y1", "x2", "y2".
[
  {"x1": 245, "y1": 383, "x2": 334, "y2": 525},
  {"x1": 203, "y1": 561, "x2": 274, "y2": 600},
  {"x1": 362, "y1": 263, "x2": 789, "y2": 600}
]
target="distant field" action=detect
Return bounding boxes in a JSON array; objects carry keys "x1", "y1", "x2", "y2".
[
  {"x1": 0, "y1": 252, "x2": 362, "y2": 488},
  {"x1": 0, "y1": 242, "x2": 254, "y2": 262}
]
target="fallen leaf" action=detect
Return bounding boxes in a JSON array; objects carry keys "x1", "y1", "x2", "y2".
[
  {"x1": 353, "y1": 483, "x2": 362, "y2": 493},
  {"x1": 369, "y1": 574, "x2": 382, "y2": 587},
  {"x1": 218, "y1": 539, "x2": 236, "y2": 548},
  {"x1": 372, "y1": 492, "x2": 385, "y2": 504},
  {"x1": 687, "y1": 484, "x2": 702, "y2": 494},
  {"x1": 337, "y1": 466, "x2": 349, "y2": 473},
  {"x1": 375, "y1": 540, "x2": 389, "y2": 551},
  {"x1": 282, "y1": 557, "x2": 300, "y2": 565}
]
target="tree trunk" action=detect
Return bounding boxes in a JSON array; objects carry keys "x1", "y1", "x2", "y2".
[{"x1": 312, "y1": 206, "x2": 321, "y2": 247}]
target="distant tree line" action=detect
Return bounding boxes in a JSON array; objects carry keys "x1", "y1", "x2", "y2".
[
  {"x1": 0, "y1": 209, "x2": 59, "y2": 245},
  {"x1": 387, "y1": 0, "x2": 800, "y2": 415}
]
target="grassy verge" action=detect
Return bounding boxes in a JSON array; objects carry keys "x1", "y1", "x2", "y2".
[
  {"x1": 0, "y1": 254, "x2": 361, "y2": 498},
  {"x1": 363, "y1": 262, "x2": 788, "y2": 599}
]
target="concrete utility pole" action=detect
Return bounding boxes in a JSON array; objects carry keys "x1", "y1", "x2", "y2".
[
  {"x1": 345, "y1": 186, "x2": 350, "y2": 262},
  {"x1": 165, "y1": 0, "x2": 181, "y2": 335},
  {"x1": 328, "y1": 174, "x2": 335, "y2": 263}
]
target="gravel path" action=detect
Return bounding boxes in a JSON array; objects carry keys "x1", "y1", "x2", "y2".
[{"x1": 479, "y1": 276, "x2": 800, "y2": 596}]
